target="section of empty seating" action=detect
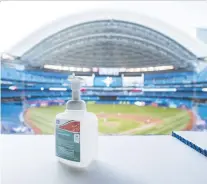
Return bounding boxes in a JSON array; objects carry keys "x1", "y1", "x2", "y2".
[
  {"x1": 1, "y1": 91, "x2": 71, "y2": 98},
  {"x1": 197, "y1": 104, "x2": 207, "y2": 122},
  {"x1": 144, "y1": 72, "x2": 197, "y2": 85},
  {"x1": 25, "y1": 70, "x2": 69, "y2": 78},
  {"x1": 1, "y1": 103, "x2": 24, "y2": 133},
  {"x1": 117, "y1": 96, "x2": 193, "y2": 108},
  {"x1": 197, "y1": 67, "x2": 207, "y2": 83},
  {"x1": 2, "y1": 66, "x2": 206, "y2": 87},
  {"x1": 1, "y1": 103, "x2": 33, "y2": 134},
  {"x1": 1, "y1": 66, "x2": 68, "y2": 84},
  {"x1": 2, "y1": 89, "x2": 206, "y2": 99}
]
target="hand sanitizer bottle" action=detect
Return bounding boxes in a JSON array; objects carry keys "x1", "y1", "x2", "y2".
[{"x1": 55, "y1": 77, "x2": 98, "y2": 168}]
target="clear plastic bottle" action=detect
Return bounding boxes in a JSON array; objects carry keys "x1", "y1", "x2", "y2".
[{"x1": 55, "y1": 77, "x2": 98, "y2": 168}]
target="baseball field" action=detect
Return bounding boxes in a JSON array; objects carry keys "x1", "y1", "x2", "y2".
[{"x1": 25, "y1": 104, "x2": 194, "y2": 135}]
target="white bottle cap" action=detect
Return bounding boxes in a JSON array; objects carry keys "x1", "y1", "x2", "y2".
[
  {"x1": 67, "y1": 76, "x2": 86, "y2": 109},
  {"x1": 70, "y1": 77, "x2": 83, "y2": 91},
  {"x1": 69, "y1": 76, "x2": 84, "y2": 89}
]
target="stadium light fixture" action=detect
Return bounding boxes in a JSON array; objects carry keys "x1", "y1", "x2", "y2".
[
  {"x1": 154, "y1": 67, "x2": 159, "y2": 71},
  {"x1": 44, "y1": 65, "x2": 71, "y2": 71},
  {"x1": 76, "y1": 67, "x2": 82, "y2": 72},
  {"x1": 159, "y1": 65, "x2": 174, "y2": 70},
  {"x1": 45, "y1": 65, "x2": 51, "y2": 69},
  {"x1": 55, "y1": 66, "x2": 60, "y2": 69},
  {"x1": 44, "y1": 64, "x2": 61, "y2": 70},
  {"x1": 50, "y1": 65, "x2": 57, "y2": 69},
  {"x1": 148, "y1": 67, "x2": 154, "y2": 71},
  {"x1": 83, "y1": 68, "x2": 90, "y2": 72},
  {"x1": 128, "y1": 68, "x2": 134, "y2": 72},
  {"x1": 62, "y1": 66, "x2": 69, "y2": 71},
  {"x1": 69, "y1": 67, "x2": 75, "y2": 71},
  {"x1": 140, "y1": 68, "x2": 147, "y2": 72},
  {"x1": 136, "y1": 68, "x2": 141, "y2": 72},
  {"x1": 169, "y1": 65, "x2": 174, "y2": 69},
  {"x1": 120, "y1": 68, "x2": 126, "y2": 72},
  {"x1": 92, "y1": 67, "x2": 98, "y2": 72},
  {"x1": 44, "y1": 64, "x2": 53, "y2": 69},
  {"x1": 51, "y1": 67, "x2": 56, "y2": 70},
  {"x1": 160, "y1": 66, "x2": 167, "y2": 70},
  {"x1": 53, "y1": 66, "x2": 58, "y2": 69}
]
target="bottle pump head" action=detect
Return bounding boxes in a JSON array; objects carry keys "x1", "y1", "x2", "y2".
[
  {"x1": 66, "y1": 76, "x2": 86, "y2": 110},
  {"x1": 68, "y1": 76, "x2": 84, "y2": 101},
  {"x1": 70, "y1": 77, "x2": 83, "y2": 92}
]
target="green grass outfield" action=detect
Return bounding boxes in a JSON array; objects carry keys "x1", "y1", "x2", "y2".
[{"x1": 27, "y1": 104, "x2": 191, "y2": 135}]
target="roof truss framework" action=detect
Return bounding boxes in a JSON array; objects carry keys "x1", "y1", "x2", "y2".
[{"x1": 20, "y1": 20, "x2": 197, "y2": 69}]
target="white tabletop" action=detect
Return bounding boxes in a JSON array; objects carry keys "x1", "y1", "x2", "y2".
[{"x1": 0, "y1": 135, "x2": 207, "y2": 184}]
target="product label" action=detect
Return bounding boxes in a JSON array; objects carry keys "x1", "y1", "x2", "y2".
[{"x1": 56, "y1": 119, "x2": 80, "y2": 162}]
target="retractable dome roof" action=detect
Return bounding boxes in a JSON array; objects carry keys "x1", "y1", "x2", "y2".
[{"x1": 8, "y1": 10, "x2": 207, "y2": 69}]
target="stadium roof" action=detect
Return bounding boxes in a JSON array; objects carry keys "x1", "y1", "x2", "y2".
[{"x1": 7, "y1": 10, "x2": 207, "y2": 69}]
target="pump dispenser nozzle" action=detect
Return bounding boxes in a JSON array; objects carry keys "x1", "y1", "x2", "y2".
[
  {"x1": 70, "y1": 77, "x2": 82, "y2": 91},
  {"x1": 66, "y1": 76, "x2": 86, "y2": 110},
  {"x1": 69, "y1": 77, "x2": 83, "y2": 100}
]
